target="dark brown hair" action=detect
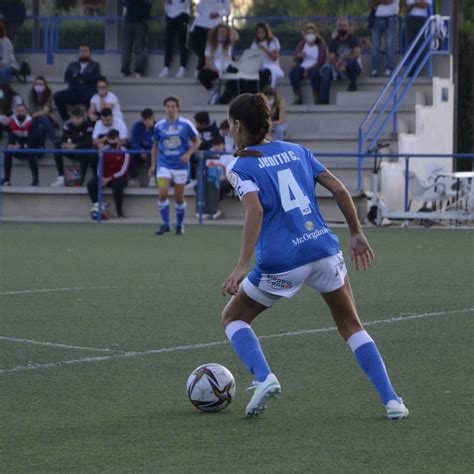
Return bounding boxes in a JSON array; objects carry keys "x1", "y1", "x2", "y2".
[
  {"x1": 254, "y1": 22, "x2": 274, "y2": 44},
  {"x1": 163, "y1": 96, "x2": 180, "y2": 108},
  {"x1": 208, "y1": 23, "x2": 233, "y2": 52},
  {"x1": 229, "y1": 93, "x2": 271, "y2": 157},
  {"x1": 0, "y1": 22, "x2": 6, "y2": 39},
  {"x1": 29, "y1": 75, "x2": 52, "y2": 108}
]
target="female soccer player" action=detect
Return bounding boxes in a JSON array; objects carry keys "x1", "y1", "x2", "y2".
[
  {"x1": 221, "y1": 93, "x2": 409, "y2": 420},
  {"x1": 149, "y1": 96, "x2": 201, "y2": 235}
]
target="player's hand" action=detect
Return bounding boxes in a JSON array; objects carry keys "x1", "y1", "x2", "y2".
[
  {"x1": 102, "y1": 177, "x2": 112, "y2": 186},
  {"x1": 181, "y1": 152, "x2": 191, "y2": 164},
  {"x1": 349, "y1": 233, "x2": 374, "y2": 271},
  {"x1": 147, "y1": 167, "x2": 155, "y2": 178},
  {"x1": 221, "y1": 263, "x2": 247, "y2": 296}
]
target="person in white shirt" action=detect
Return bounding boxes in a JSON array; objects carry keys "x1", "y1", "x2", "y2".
[
  {"x1": 88, "y1": 76, "x2": 123, "y2": 122},
  {"x1": 158, "y1": 0, "x2": 191, "y2": 79},
  {"x1": 189, "y1": 0, "x2": 231, "y2": 75},
  {"x1": 250, "y1": 22, "x2": 284, "y2": 89},
  {"x1": 404, "y1": 0, "x2": 432, "y2": 76},
  {"x1": 92, "y1": 107, "x2": 128, "y2": 149},
  {"x1": 197, "y1": 23, "x2": 239, "y2": 105},
  {"x1": 370, "y1": 0, "x2": 400, "y2": 77}
]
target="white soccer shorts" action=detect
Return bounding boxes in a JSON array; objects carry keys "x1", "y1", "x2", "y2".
[
  {"x1": 242, "y1": 251, "x2": 347, "y2": 307},
  {"x1": 156, "y1": 167, "x2": 188, "y2": 184}
]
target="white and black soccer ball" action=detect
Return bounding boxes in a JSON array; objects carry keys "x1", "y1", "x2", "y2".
[
  {"x1": 90, "y1": 202, "x2": 110, "y2": 221},
  {"x1": 186, "y1": 363, "x2": 236, "y2": 412}
]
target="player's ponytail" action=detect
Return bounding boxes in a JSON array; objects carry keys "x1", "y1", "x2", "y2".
[{"x1": 229, "y1": 93, "x2": 271, "y2": 157}]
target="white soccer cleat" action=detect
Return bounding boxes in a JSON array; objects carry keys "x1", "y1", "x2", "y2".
[
  {"x1": 385, "y1": 398, "x2": 409, "y2": 420},
  {"x1": 158, "y1": 67, "x2": 169, "y2": 78},
  {"x1": 245, "y1": 373, "x2": 281, "y2": 418},
  {"x1": 51, "y1": 176, "x2": 65, "y2": 187},
  {"x1": 175, "y1": 66, "x2": 185, "y2": 78}
]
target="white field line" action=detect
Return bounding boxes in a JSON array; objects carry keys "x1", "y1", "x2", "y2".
[
  {"x1": 0, "y1": 286, "x2": 118, "y2": 296},
  {"x1": 1, "y1": 307, "x2": 472, "y2": 375}
]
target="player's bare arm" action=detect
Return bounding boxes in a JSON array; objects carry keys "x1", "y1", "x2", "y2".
[{"x1": 148, "y1": 141, "x2": 158, "y2": 177}]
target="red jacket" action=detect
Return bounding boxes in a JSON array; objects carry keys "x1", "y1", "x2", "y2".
[
  {"x1": 8, "y1": 115, "x2": 33, "y2": 147},
  {"x1": 100, "y1": 146, "x2": 130, "y2": 180},
  {"x1": 293, "y1": 38, "x2": 328, "y2": 70}
]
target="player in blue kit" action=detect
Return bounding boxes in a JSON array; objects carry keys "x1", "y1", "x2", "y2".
[
  {"x1": 221, "y1": 93, "x2": 409, "y2": 420},
  {"x1": 149, "y1": 96, "x2": 201, "y2": 235}
]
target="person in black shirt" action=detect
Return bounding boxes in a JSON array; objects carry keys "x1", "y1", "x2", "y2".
[{"x1": 51, "y1": 107, "x2": 95, "y2": 187}]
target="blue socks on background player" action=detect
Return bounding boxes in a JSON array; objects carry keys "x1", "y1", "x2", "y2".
[
  {"x1": 225, "y1": 321, "x2": 271, "y2": 382},
  {"x1": 158, "y1": 199, "x2": 170, "y2": 227},
  {"x1": 347, "y1": 330, "x2": 399, "y2": 404},
  {"x1": 175, "y1": 201, "x2": 186, "y2": 227}
]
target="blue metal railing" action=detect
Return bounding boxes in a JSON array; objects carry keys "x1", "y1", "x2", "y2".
[{"x1": 357, "y1": 15, "x2": 451, "y2": 191}]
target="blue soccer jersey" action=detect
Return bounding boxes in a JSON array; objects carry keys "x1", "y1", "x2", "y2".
[
  {"x1": 227, "y1": 141, "x2": 340, "y2": 275},
  {"x1": 153, "y1": 117, "x2": 199, "y2": 170}
]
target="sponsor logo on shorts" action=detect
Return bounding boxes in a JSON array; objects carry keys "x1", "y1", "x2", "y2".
[
  {"x1": 334, "y1": 260, "x2": 345, "y2": 277},
  {"x1": 305, "y1": 221, "x2": 315, "y2": 231},
  {"x1": 265, "y1": 275, "x2": 293, "y2": 290},
  {"x1": 292, "y1": 227, "x2": 329, "y2": 246}
]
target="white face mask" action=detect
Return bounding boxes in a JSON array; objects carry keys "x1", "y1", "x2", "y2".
[
  {"x1": 306, "y1": 33, "x2": 317, "y2": 43},
  {"x1": 267, "y1": 98, "x2": 275, "y2": 107}
]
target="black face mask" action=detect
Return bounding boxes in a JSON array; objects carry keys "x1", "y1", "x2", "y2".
[
  {"x1": 107, "y1": 142, "x2": 119, "y2": 148},
  {"x1": 338, "y1": 29, "x2": 348, "y2": 37},
  {"x1": 16, "y1": 115, "x2": 26, "y2": 122},
  {"x1": 79, "y1": 57, "x2": 89, "y2": 63}
]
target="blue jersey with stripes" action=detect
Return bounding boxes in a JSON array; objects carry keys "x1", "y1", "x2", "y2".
[
  {"x1": 153, "y1": 117, "x2": 199, "y2": 170},
  {"x1": 226, "y1": 141, "x2": 340, "y2": 275}
]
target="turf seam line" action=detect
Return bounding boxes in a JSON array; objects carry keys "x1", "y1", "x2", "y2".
[
  {"x1": 0, "y1": 286, "x2": 119, "y2": 296},
  {"x1": 1, "y1": 307, "x2": 472, "y2": 375}
]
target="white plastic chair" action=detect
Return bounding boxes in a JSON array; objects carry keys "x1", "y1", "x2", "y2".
[{"x1": 408, "y1": 170, "x2": 449, "y2": 210}]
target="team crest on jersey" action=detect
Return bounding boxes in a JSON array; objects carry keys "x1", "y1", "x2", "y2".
[
  {"x1": 305, "y1": 221, "x2": 315, "y2": 231},
  {"x1": 227, "y1": 171, "x2": 239, "y2": 188}
]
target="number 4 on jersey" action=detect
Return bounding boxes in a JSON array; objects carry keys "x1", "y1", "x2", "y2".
[{"x1": 277, "y1": 169, "x2": 311, "y2": 215}]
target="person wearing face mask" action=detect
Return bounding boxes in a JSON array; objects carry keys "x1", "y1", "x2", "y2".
[
  {"x1": 289, "y1": 24, "x2": 328, "y2": 105},
  {"x1": 53, "y1": 43, "x2": 102, "y2": 122},
  {"x1": 262, "y1": 86, "x2": 287, "y2": 141},
  {"x1": 1, "y1": 103, "x2": 42, "y2": 186},
  {"x1": 0, "y1": 81, "x2": 22, "y2": 140},
  {"x1": 320, "y1": 17, "x2": 362, "y2": 99},
  {"x1": 86, "y1": 129, "x2": 130, "y2": 218}
]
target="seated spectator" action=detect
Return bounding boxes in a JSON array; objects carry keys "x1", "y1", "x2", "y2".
[
  {"x1": 51, "y1": 106, "x2": 94, "y2": 187},
  {"x1": 218, "y1": 119, "x2": 234, "y2": 152},
  {"x1": 92, "y1": 107, "x2": 128, "y2": 149},
  {"x1": 323, "y1": 17, "x2": 362, "y2": 97},
  {"x1": 130, "y1": 107, "x2": 156, "y2": 187},
  {"x1": 194, "y1": 111, "x2": 220, "y2": 150},
  {"x1": 289, "y1": 24, "x2": 328, "y2": 105},
  {"x1": 262, "y1": 86, "x2": 287, "y2": 141},
  {"x1": 189, "y1": 0, "x2": 231, "y2": 76},
  {"x1": 1, "y1": 103, "x2": 42, "y2": 186},
  {"x1": 0, "y1": 22, "x2": 18, "y2": 85},
  {"x1": 198, "y1": 23, "x2": 239, "y2": 105},
  {"x1": 87, "y1": 129, "x2": 129, "y2": 218},
  {"x1": 54, "y1": 43, "x2": 101, "y2": 122},
  {"x1": 88, "y1": 76, "x2": 123, "y2": 122},
  {"x1": 0, "y1": 81, "x2": 22, "y2": 139},
  {"x1": 121, "y1": 0, "x2": 152, "y2": 77},
  {"x1": 27, "y1": 76, "x2": 58, "y2": 149},
  {"x1": 250, "y1": 22, "x2": 284, "y2": 89},
  {"x1": 0, "y1": 0, "x2": 26, "y2": 45},
  {"x1": 405, "y1": 0, "x2": 432, "y2": 76},
  {"x1": 158, "y1": 0, "x2": 190, "y2": 79}
]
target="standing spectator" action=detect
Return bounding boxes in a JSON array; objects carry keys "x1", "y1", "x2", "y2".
[
  {"x1": 87, "y1": 129, "x2": 129, "y2": 218},
  {"x1": 0, "y1": 0, "x2": 26, "y2": 45},
  {"x1": 54, "y1": 44, "x2": 101, "y2": 122},
  {"x1": 0, "y1": 81, "x2": 22, "y2": 139},
  {"x1": 289, "y1": 24, "x2": 328, "y2": 105},
  {"x1": 130, "y1": 107, "x2": 156, "y2": 187},
  {"x1": 250, "y1": 22, "x2": 284, "y2": 89},
  {"x1": 370, "y1": 0, "x2": 399, "y2": 77},
  {"x1": 1, "y1": 103, "x2": 41, "y2": 186},
  {"x1": 148, "y1": 96, "x2": 201, "y2": 236},
  {"x1": 51, "y1": 107, "x2": 94, "y2": 187},
  {"x1": 198, "y1": 23, "x2": 239, "y2": 105},
  {"x1": 189, "y1": 0, "x2": 231, "y2": 76},
  {"x1": 121, "y1": 0, "x2": 152, "y2": 77},
  {"x1": 405, "y1": 0, "x2": 432, "y2": 76},
  {"x1": 323, "y1": 17, "x2": 362, "y2": 97},
  {"x1": 0, "y1": 22, "x2": 18, "y2": 85},
  {"x1": 218, "y1": 119, "x2": 234, "y2": 152},
  {"x1": 88, "y1": 76, "x2": 123, "y2": 122},
  {"x1": 92, "y1": 108, "x2": 128, "y2": 150},
  {"x1": 159, "y1": 0, "x2": 190, "y2": 79},
  {"x1": 262, "y1": 86, "x2": 287, "y2": 141}
]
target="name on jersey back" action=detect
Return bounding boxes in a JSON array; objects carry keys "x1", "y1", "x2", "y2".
[{"x1": 258, "y1": 150, "x2": 300, "y2": 169}]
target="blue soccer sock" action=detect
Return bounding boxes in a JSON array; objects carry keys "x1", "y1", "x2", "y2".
[
  {"x1": 347, "y1": 330, "x2": 399, "y2": 405},
  {"x1": 175, "y1": 201, "x2": 186, "y2": 227},
  {"x1": 225, "y1": 320, "x2": 272, "y2": 382},
  {"x1": 158, "y1": 199, "x2": 170, "y2": 227}
]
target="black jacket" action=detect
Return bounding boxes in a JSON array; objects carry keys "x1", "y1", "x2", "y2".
[
  {"x1": 123, "y1": 0, "x2": 152, "y2": 22},
  {"x1": 64, "y1": 60, "x2": 101, "y2": 89},
  {"x1": 60, "y1": 119, "x2": 94, "y2": 149}
]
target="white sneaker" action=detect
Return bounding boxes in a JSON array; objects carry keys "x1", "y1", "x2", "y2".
[
  {"x1": 370, "y1": 69, "x2": 379, "y2": 77},
  {"x1": 148, "y1": 176, "x2": 157, "y2": 187},
  {"x1": 384, "y1": 68, "x2": 393, "y2": 77},
  {"x1": 134, "y1": 72, "x2": 142, "y2": 78},
  {"x1": 245, "y1": 373, "x2": 281, "y2": 418},
  {"x1": 51, "y1": 176, "x2": 65, "y2": 187},
  {"x1": 158, "y1": 67, "x2": 169, "y2": 78},
  {"x1": 175, "y1": 66, "x2": 185, "y2": 78},
  {"x1": 128, "y1": 178, "x2": 140, "y2": 188},
  {"x1": 385, "y1": 398, "x2": 409, "y2": 420},
  {"x1": 194, "y1": 69, "x2": 200, "y2": 79},
  {"x1": 211, "y1": 209, "x2": 223, "y2": 220}
]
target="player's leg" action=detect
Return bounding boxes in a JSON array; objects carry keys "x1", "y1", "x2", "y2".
[
  {"x1": 156, "y1": 171, "x2": 171, "y2": 234},
  {"x1": 320, "y1": 275, "x2": 408, "y2": 419},
  {"x1": 172, "y1": 170, "x2": 188, "y2": 234}
]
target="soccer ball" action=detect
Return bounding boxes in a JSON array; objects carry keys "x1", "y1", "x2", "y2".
[
  {"x1": 90, "y1": 202, "x2": 110, "y2": 221},
  {"x1": 186, "y1": 363, "x2": 236, "y2": 412}
]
